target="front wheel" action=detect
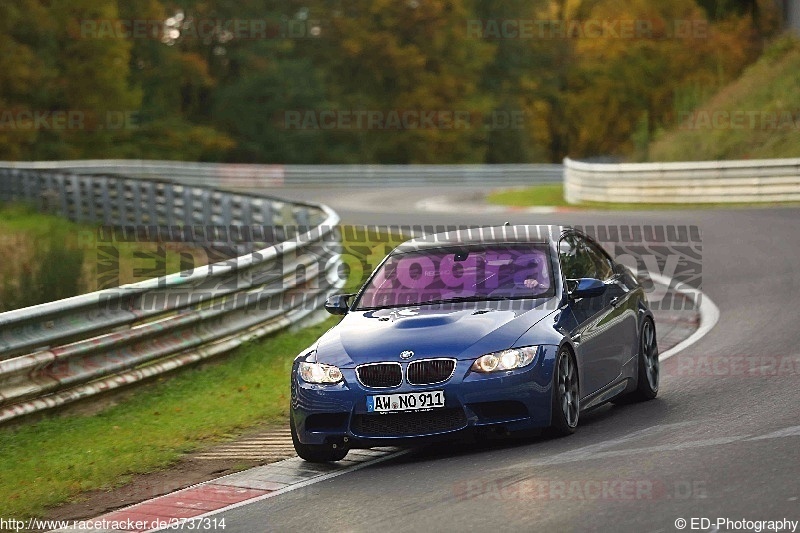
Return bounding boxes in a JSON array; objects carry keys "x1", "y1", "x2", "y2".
[
  {"x1": 549, "y1": 347, "x2": 579, "y2": 436},
  {"x1": 290, "y1": 411, "x2": 349, "y2": 463}
]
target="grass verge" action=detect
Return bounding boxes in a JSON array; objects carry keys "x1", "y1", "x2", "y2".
[
  {"x1": 487, "y1": 184, "x2": 569, "y2": 208},
  {"x1": 0, "y1": 226, "x2": 402, "y2": 521},
  {"x1": 0, "y1": 313, "x2": 338, "y2": 520},
  {"x1": 486, "y1": 184, "x2": 800, "y2": 210},
  {"x1": 0, "y1": 203, "x2": 201, "y2": 312},
  {"x1": 647, "y1": 36, "x2": 800, "y2": 162}
]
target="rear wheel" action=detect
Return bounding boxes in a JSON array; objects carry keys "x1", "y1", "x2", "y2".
[
  {"x1": 549, "y1": 347, "x2": 579, "y2": 436},
  {"x1": 290, "y1": 411, "x2": 349, "y2": 462},
  {"x1": 631, "y1": 318, "x2": 659, "y2": 401}
]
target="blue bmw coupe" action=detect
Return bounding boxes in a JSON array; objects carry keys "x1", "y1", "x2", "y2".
[{"x1": 290, "y1": 225, "x2": 659, "y2": 462}]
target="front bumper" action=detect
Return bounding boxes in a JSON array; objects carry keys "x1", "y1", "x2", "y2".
[{"x1": 291, "y1": 345, "x2": 559, "y2": 447}]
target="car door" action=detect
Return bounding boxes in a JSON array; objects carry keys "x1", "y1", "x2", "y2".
[
  {"x1": 558, "y1": 232, "x2": 619, "y2": 395},
  {"x1": 584, "y1": 238, "x2": 639, "y2": 374}
]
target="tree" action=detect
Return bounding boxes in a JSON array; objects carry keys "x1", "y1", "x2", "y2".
[
  {"x1": 561, "y1": 0, "x2": 763, "y2": 158},
  {"x1": 299, "y1": 0, "x2": 496, "y2": 163},
  {"x1": 48, "y1": 0, "x2": 142, "y2": 158},
  {"x1": 0, "y1": 0, "x2": 56, "y2": 159},
  {"x1": 473, "y1": 0, "x2": 553, "y2": 162}
]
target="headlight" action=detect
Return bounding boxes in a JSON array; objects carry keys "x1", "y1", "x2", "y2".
[
  {"x1": 471, "y1": 346, "x2": 538, "y2": 373},
  {"x1": 299, "y1": 362, "x2": 343, "y2": 384}
]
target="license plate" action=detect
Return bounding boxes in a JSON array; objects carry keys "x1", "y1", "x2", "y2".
[{"x1": 367, "y1": 390, "x2": 445, "y2": 413}]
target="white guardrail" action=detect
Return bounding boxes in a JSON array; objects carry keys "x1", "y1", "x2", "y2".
[
  {"x1": 0, "y1": 167, "x2": 342, "y2": 424},
  {"x1": 2, "y1": 160, "x2": 563, "y2": 188},
  {"x1": 564, "y1": 157, "x2": 800, "y2": 203}
]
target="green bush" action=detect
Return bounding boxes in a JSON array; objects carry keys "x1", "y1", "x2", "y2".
[{"x1": 0, "y1": 205, "x2": 86, "y2": 312}]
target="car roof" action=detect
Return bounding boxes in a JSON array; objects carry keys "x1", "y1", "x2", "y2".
[{"x1": 392, "y1": 225, "x2": 566, "y2": 253}]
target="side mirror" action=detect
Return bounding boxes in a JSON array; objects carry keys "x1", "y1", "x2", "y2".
[
  {"x1": 568, "y1": 278, "x2": 606, "y2": 299},
  {"x1": 324, "y1": 294, "x2": 353, "y2": 315}
]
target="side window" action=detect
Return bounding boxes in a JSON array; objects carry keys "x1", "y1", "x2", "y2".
[
  {"x1": 558, "y1": 234, "x2": 596, "y2": 279},
  {"x1": 585, "y1": 241, "x2": 614, "y2": 281}
]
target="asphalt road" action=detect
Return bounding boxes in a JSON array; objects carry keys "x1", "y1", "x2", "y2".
[{"x1": 222, "y1": 188, "x2": 800, "y2": 533}]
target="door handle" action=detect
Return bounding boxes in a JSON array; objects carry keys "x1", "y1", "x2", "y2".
[{"x1": 610, "y1": 297, "x2": 621, "y2": 308}]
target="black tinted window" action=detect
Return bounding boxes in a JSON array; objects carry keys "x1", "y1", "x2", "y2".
[
  {"x1": 354, "y1": 244, "x2": 555, "y2": 310},
  {"x1": 558, "y1": 234, "x2": 596, "y2": 279},
  {"x1": 586, "y1": 241, "x2": 614, "y2": 280}
]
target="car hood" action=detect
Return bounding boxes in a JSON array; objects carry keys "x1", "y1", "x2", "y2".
[{"x1": 314, "y1": 299, "x2": 558, "y2": 368}]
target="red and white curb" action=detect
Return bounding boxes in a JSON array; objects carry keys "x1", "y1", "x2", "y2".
[{"x1": 52, "y1": 448, "x2": 404, "y2": 533}]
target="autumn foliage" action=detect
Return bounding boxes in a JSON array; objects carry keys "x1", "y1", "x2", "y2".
[{"x1": 0, "y1": 0, "x2": 781, "y2": 163}]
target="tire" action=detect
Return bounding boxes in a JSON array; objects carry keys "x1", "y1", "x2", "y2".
[
  {"x1": 290, "y1": 411, "x2": 349, "y2": 463},
  {"x1": 630, "y1": 318, "x2": 659, "y2": 401},
  {"x1": 549, "y1": 347, "x2": 580, "y2": 436}
]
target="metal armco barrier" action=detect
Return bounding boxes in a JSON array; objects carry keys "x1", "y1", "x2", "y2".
[
  {"x1": 2, "y1": 160, "x2": 563, "y2": 188},
  {"x1": 564, "y1": 157, "x2": 800, "y2": 204},
  {"x1": 0, "y1": 168, "x2": 342, "y2": 424}
]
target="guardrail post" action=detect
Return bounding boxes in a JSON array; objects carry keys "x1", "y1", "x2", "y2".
[
  {"x1": 240, "y1": 196, "x2": 253, "y2": 227},
  {"x1": 182, "y1": 186, "x2": 194, "y2": 225},
  {"x1": 115, "y1": 177, "x2": 126, "y2": 224},
  {"x1": 0, "y1": 169, "x2": 9, "y2": 201},
  {"x1": 8, "y1": 170, "x2": 19, "y2": 199},
  {"x1": 201, "y1": 189, "x2": 212, "y2": 225},
  {"x1": 260, "y1": 199, "x2": 274, "y2": 226},
  {"x1": 221, "y1": 193, "x2": 233, "y2": 226},
  {"x1": 133, "y1": 180, "x2": 143, "y2": 225},
  {"x1": 85, "y1": 176, "x2": 97, "y2": 223},
  {"x1": 164, "y1": 183, "x2": 176, "y2": 226},
  {"x1": 56, "y1": 173, "x2": 69, "y2": 217},
  {"x1": 99, "y1": 176, "x2": 112, "y2": 225},
  {"x1": 145, "y1": 180, "x2": 157, "y2": 225},
  {"x1": 22, "y1": 171, "x2": 34, "y2": 201},
  {"x1": 68, "y1": 173, "x2": 82, "y2": 222},
  {"x1": 295, "y1": 206, "x2": 309, "y2": 227}
]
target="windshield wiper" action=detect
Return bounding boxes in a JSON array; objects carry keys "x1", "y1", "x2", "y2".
[
  {"x1": 356, "y1": 294, "x2": 542, "y2": 311},
  {"x1": 355, "y1": 296, "x2": 503, "y2": 310},
  {"x1": 415, "y1": 295, "x2": 512, "y2": 306}
]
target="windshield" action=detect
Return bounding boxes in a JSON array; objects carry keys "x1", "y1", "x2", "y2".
[{"x1": 354, "y1": 244, "x2": 554, "y2": 310}]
